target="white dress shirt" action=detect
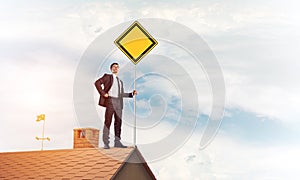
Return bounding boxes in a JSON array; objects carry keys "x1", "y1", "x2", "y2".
[{"x1": 109, "y1": 74, "x2": 121, "y2": 98}]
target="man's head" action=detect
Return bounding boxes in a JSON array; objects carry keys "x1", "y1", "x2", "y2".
[{"x1": 110, "y1": 62, "x2": 119, "y2": 74}]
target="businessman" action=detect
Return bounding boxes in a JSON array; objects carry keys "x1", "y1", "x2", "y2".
[{"x1": 95, "y1": 62, "x2": 137, "y2": 149}]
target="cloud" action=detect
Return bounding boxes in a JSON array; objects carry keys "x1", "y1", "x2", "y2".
[{"x1": 150, "y1": 132, "x2": 300, "y2": 179}]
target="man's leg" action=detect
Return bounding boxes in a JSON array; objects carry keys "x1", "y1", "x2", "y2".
[
  {"x1": 114, "y1": 109, "x2": 127, "y2": 148},
  {"x1": 114, "y1": 108, "x2": 123, "y2": 141},
  {"x1": 103, "y1": 107, "x2": 114, "y2": 146}
]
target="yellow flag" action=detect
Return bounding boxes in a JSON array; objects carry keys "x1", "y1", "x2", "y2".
[{"x1": 36, "y1": 114, "x2": 45, "y2": 121}]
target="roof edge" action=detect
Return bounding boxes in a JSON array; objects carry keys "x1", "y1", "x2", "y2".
[{"x1": 111, "y1": 146, "x2": 156, "y2": 180}]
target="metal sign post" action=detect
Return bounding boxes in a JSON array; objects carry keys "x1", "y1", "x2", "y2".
[
  {"x1": 134, "y1": 66, "x2": 137, "y2": 145},
  {"x1": 114, "y1": 21, "x2": 158, "y2": 146}
]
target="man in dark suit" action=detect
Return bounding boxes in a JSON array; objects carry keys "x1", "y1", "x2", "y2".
[{"x1": 95, "y1": 62, "x2": 137, "y2": 149}]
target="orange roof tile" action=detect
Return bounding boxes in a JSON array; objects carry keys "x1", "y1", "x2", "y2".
[{"x1": 0, "y1": 147, "x2": 135, "y2": 179}]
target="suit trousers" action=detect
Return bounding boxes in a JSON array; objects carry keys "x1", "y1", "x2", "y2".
[{"x1": 103, "y1": 97, "x2": 123, "y2": 145}]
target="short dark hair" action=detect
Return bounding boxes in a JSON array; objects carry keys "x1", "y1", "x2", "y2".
[{"x1": 110, "y1": 62, "x2": 119, "y2": 69}]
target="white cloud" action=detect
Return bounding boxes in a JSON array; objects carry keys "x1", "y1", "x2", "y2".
[
  {"x1": 150, "y1": 132, "x2": 300, "y2": 179},
  {"x1": 225, "y1": 70, "x2": 300, "y2": 122}
]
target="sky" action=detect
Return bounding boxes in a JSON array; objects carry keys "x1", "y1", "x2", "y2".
[{"x1": 1, "y1": 0, "x2": 300, "y2": 179}]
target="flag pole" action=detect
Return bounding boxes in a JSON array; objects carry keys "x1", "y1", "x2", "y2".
[
  {"x1": 36, "y1": 114, "x2": 50, "y2": 151},
  {"x1": 134, "y1": 65, "x2": 137, "y2": 146},
  {"x1": 42, "y1": 120, "x2": 45, "y2": 150}
]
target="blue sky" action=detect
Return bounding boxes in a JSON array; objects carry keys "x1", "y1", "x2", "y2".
[{"x1": 1, "y1": 0, "x2": 300, "y2": 179}]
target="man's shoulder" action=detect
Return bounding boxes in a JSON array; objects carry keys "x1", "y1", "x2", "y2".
[
  {"x1": 102, "y1": 73, "x2": 112, "y2": 78},
  {"x1": 96, "y1": 73, "x2": 112, "y2": 82}
]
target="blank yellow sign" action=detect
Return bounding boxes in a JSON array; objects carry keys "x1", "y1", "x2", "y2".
[{"x1": 114, "y1": 21, "x2": 158, "y2": 65}]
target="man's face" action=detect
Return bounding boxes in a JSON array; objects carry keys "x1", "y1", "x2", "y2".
[{"x1": 111, "y1": 64, "x2": 119, "y2": 74}]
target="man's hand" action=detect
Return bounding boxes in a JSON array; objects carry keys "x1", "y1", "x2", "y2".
[
  {"x1": 104, "y1": 93, "x2": 109, "y2": 98},
  {"x1": 133, "y1": 90, "x2": 138, "y2": 96}
]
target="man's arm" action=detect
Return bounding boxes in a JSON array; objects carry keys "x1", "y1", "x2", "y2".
[
  {"x1": 122, "y1": 92, "x2": 133, "y2": 98},
  {"x1": 119, "y1": 80, "x2": 137, "y2": 98},
  {"x1": 94, "y1": 74, "x2": 107, "y2": 96},
  {"x1": 122, "y1": 90, "x2": 137, "y2": 98}
]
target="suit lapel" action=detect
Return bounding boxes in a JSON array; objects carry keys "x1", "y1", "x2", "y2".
[{"x1": 108, "y1": 74, "x2": 113, "y2": 90}]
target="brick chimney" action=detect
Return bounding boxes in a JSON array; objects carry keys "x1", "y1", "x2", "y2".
[{"x1": 73, "y1": 128, "x2": 99, "y2": 148}]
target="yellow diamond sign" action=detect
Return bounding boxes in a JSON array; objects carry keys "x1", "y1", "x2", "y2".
[{"x1": 114, "y1": 21, "x2": 158, "y2": 65}]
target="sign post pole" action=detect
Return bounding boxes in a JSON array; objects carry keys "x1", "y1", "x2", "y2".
[
  {"x1": 134, "y1": 65, "x2": 137, "y2": 146},
  {"x1": 114, "y1": 21, "x2": 158, "y2": 147}
]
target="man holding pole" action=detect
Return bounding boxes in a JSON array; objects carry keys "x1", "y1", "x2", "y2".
[{"x1": 95, "y1": 62, "x2": 137, "y2": 149}]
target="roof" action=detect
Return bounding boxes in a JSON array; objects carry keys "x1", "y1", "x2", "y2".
[{"x1": 0, "y1": 147, "x2": 154, "y2": 179}]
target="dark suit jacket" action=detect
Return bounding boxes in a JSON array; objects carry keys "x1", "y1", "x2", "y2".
[{"x1": 94, "y1": 73, "x2": 133, "y2": 109}]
